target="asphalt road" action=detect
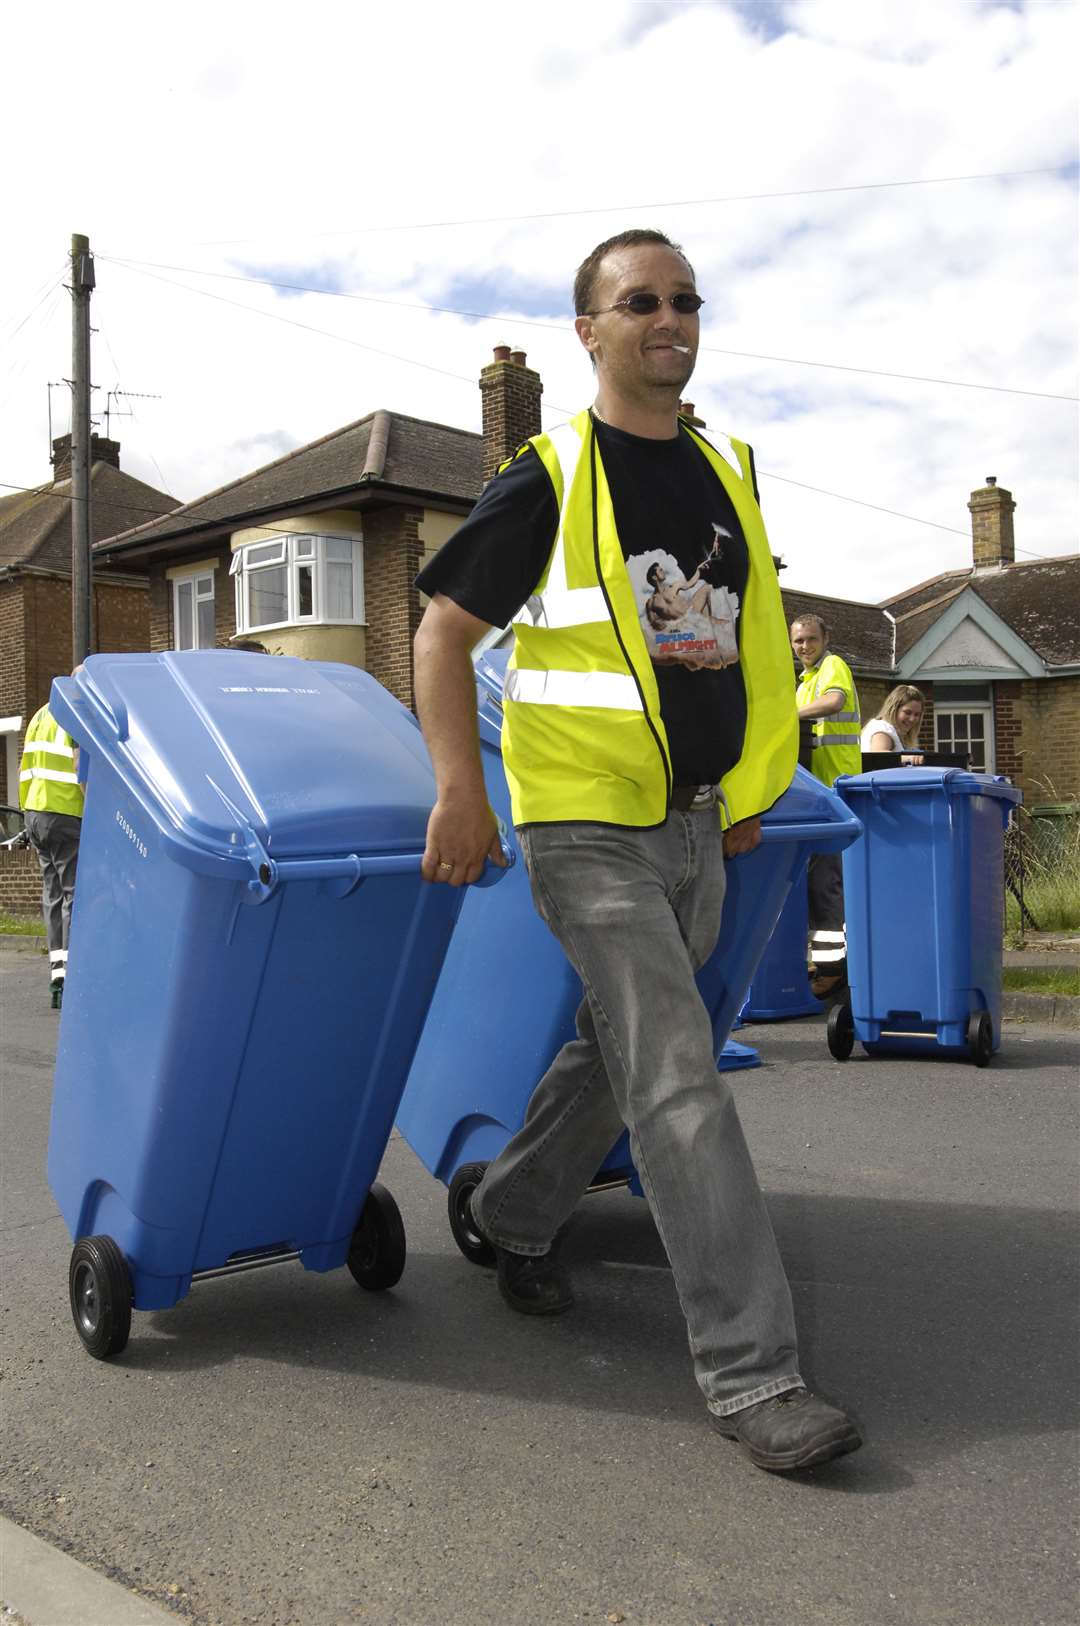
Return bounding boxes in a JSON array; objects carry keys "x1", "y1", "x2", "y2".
[{"x1": 2, "y1": 944, "x2": 1078, "y2": 1626}]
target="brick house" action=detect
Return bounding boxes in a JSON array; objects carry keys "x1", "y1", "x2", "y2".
[
  {"x1": 5, "y1": 353, "x2": 1074, "y2": 912},
  {"x1": 92, "y1": 347, "x2": 543, "y2": 710},
  {"x1": 782, "y1": 477, "x2": 1080, "y2": 813},
  {"x1": 0, "y1": 433, "x2": 175, "y2": 805}
]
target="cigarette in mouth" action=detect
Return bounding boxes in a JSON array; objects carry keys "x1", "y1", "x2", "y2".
[{"x1": 672, "y1": 345, "x2": 691, "y2": 354}]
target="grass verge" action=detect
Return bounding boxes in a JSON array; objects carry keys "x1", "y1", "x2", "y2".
[
  {"x1": 1002, "y1": 966, "x2": 1080, "y2": 997},
  {"x1": 0, "y1": 912, "x2": 43, "y2": 936}
]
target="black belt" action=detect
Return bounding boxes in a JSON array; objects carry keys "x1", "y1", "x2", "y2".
[{"x1": 671, "y1": 784, "x2": 714, "y2": 812}]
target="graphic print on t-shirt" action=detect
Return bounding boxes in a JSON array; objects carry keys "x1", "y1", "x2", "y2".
[{"x1": 628, "y1": 522, "x2": 741, "y2": 670}]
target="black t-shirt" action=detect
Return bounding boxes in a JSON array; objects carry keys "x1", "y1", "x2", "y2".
[{"x1": 416, "y1": 416, "x2": 751, "y2": 785}]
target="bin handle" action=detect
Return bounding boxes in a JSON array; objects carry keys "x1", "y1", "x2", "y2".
[
  {"x1": 79, "y1": 667, "x2": 130, "y2": 743},
  {"x1": 246, "y1": 839, "x2": 515, "y2": 901},
  {"x1": 758, "y1": 818, "x2": 854, "y2": 843}
]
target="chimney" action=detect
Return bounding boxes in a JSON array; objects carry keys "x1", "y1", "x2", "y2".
[
  {"x1": 480, "y1": 346, "x2": 543, "y2": 484},
  {"x1": 51, "y1": 432, "x2": 121, "y2": 482},
  {"x1": 968, "y1": 475, "x2": 1015, "y2": 570},
  {"x1": 677, "y1": 400, "x2": 707, "y2": 427}
]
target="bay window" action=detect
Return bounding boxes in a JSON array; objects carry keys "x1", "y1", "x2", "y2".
[{"x1": 232, "y1": 534, "x2": 363, "y2": 633}]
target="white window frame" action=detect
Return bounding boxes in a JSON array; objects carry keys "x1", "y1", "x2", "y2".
[
  {"x1": 172, "y1": 567, "x2": 216, "y2": 651},
  {"x1": 231, "y1": 533, "x2": 364, "y2": 634},
  {"x1": 935, "y1": 705, "x2": 995, "y2": 773}
]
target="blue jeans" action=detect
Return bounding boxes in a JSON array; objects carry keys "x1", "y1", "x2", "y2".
[{"x1": 472, "y1": 810, "x2": 802, "y2": 1415}]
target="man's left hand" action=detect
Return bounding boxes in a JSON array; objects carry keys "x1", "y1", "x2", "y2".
[{"x1": 723, "y1": 816, "x2": 762, "y2": 856}]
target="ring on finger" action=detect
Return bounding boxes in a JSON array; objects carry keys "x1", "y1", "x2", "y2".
[{"x1": 438, "y1": 860, "x2": 454, "y2": 872}]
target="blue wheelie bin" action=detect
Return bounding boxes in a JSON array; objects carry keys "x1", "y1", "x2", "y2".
[
  {"x1": 827, "y1": 767, "x2": 1021, "y2": 1066},
  {"x1": 738, "y1": 866, "x2": 823, "y2": 1021},
  {"x1": 395, "y1": 644, "x2": 861, "y2": 1264},
  {"x1": 47, "y1": 650, "x2": 509, "y2": 1359}
]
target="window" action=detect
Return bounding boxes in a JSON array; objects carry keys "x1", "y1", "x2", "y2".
[
  {"x1": 935, "y1": 707, "x2": 994, "y2": 772},
  {"x1": 232, "y1": 534, "x2": 363, "y2": 633},
  {"x1": 172, "y1": 569, "x2": 216, "y2": 650},
  {"x1": 933, "y1": 683, "x2": 994, "y2": 772}
]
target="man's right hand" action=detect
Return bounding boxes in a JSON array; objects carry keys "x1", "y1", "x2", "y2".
[{"x1": 421, "y1": 794, "x2": 507, "y2": 887}]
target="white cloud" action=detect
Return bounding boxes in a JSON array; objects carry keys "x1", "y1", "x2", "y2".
[{"x1": 1, "y1": 0, "x2": 1075, "y2": 603}]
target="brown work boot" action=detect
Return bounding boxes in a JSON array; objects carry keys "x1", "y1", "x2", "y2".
[{"x1": 711, "y1": 1387, "x2": 862, "y2": 1472}]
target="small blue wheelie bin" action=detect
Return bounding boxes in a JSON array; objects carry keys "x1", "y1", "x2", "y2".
[
  {"x1": 47, "y1": 650, "x2": 509, "y2": 1359},
  {"x1": 827, "y1": 767, "x2": 1021, "y2": 1066},
  {"x1": 395, "y1": 644, "x2": 861, "y2": 1264},
  {"x1": 738, "y1": 868, "x2": 822, "y2": 1021}
]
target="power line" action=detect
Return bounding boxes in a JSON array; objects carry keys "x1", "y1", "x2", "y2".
[
  {"x1": 104, "y1": 257, "x2": 535, "y2": 405},
  {"x1": 95, "y1": 310, "x2": 174, "y2": 495},
  {"x1": 100, "y1": 254, "x2": 568, "y2": 333},
  {"x1": 758, "y1": 469, "x2": 970, "y2": 535},
  {"x1": 1, "y1": 264, "x2": 65, "y2": 346},
  {"x1": 99, "y1": 254, "x2": 1079, "y2": 404},
  {"x1": 756, "y1": 468, "x2": 1065, "y2": 555},
  {"x1": 1, "y1": 475, "x2": 1070, "y2": 563},
  {"x1": 702, "y1": 346, "x2": 1076, "y2": 404},
  {"x1": 179, "y1": 165, "x2": 1070, "y2": 246}
]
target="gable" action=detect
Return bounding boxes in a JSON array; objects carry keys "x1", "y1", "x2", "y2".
[
  {"x1": 925, "y1": 618, "x2": 1027, "y2": 675},
  {"x1": 897, "y1": 585, "x2": 1044, "y2": 681}
]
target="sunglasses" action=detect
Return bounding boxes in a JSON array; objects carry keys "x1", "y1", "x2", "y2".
[{"x1": 586, "y1": 291, "x2": 705, "y2": 318}]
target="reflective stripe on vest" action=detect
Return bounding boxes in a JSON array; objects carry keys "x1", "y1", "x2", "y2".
[
  {"x1": 504, "y1": 667, "x2": 642, "y2": 710},
  {"x1": 19, "y1": 706, "x2": 84, "y2": 817},
  {"x1": 796, "y1": 654, "x2": 861, "y2": 787},
  {"x1": 501, "y1": 411, "x2": 798, "y2": 828}
]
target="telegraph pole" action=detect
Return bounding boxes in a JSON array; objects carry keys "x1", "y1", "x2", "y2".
[{"x1": 69, "y1": 233, "x2": 95, "y2": 665}]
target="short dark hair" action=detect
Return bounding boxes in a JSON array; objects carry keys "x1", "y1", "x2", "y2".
[
  {"x1": 790, "y1": 612, "x2": 828, "y2": 639},
  {"x1": 229, "y1": 638, "x2": 268, "y2": 653},
  {"x1": 646, "y1": 562, "x2": 663, "y2": 587},
  {"x1": 573, "y1": 229, "x2": 694, "y2": 316}
]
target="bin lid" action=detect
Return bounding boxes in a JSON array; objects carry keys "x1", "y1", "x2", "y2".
[
  {"x1": 52, "y1": 651, "x2": 437, "y2": 870},
  {"x1": 835, "y1": 766, "x2": 1021, "y2": 806}
]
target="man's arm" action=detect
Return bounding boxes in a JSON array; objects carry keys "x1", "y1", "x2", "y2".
[
  {"x1": 796, "y1": 688, "x2": 847, "y2": 721},
  {"x1": 413, "y1": 593, "x2": 507, "y2": 887}
]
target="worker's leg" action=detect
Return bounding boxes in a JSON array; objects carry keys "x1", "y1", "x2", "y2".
[
  {"x1": 25, "y1": 812, "x2": 66, "y2": 990},
  {"x1": 807, "y1": 850, "x2": 846, "y2": 995},
  {"x1": 474, "y1": 812, "x2": 801, "y2": 1414},
  {"x1": 49, "y1": 814, "x2": 81, "y2": 951}
]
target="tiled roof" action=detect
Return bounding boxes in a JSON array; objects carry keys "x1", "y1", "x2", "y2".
[
  {"x1": 96, "y1": 410, "x2": 483, "y2": 556},
  {"x1": 781, "y1": 586, "x2": 895, "y2": 672},
  {"x1": 0, "y1": 461, "x2": 175, "y2": 572},
  {"x1": 889, "y1": 557, "x2": 1080, "y2": 666},
  {"x1": 893, "y1": 595, "x2": 961, "y2": 659},
  {"x1": 882, "y1": 568, "x2": 970, "y2": 620},
  {"x1": 969, "y1": 556, "x2": 1080, "y2": 666}
]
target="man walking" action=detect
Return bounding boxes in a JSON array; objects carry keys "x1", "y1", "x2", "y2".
[
  {"x1": 791, "y1": 614, "x2": 861, "y2": 1000},
  {"x1": 413, "y1": 229, "x2": 860, "y2": 1472},
  {"x1": 19, "y1": 698, "x2": 84, "y2": 1008}
]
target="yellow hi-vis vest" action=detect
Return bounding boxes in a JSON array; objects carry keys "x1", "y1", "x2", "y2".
[
  {"x1": 795, "y1": 652, "x2": 861, "y2": 788},
  {"x1": 502, "y1": 410, "x2": 798, "y2": 828},
  {"x1": 19, "y1": 705, "x2": 84, "y2": 818}
]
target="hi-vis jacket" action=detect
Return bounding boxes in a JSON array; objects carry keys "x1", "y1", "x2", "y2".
[
  {"x1": 795, "y1": 653, "x2": 861, "y2": 788},
  {"x1": 19, "y1": 705, "x2": 84, "y2": 818},
  {"x1": 502, "y1": 410, "x2": 798, "y2": 829}
]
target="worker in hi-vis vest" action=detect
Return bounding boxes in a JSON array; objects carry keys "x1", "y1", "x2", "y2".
[
  {"x1": 791, "y1": 612, "x2": 861, "y2": 1001},
  {"x1": 411, "y1": 228, "x2": 861, "y2": 1476},
  {"x1": 19, "y1": 700, "x2": 84, "y2": 1008}
]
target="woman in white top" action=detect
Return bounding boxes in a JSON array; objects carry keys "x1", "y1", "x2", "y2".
[{"x1": 861, "y1": 684, "x2": 926, "y2": 758}]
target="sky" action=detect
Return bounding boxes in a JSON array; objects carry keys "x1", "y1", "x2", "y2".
[{"x1": 2, "y1": 0, "x2": 1076, "y2": 605}]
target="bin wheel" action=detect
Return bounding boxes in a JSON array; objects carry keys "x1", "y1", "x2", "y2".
[
  {"x1": 447, "y1": 1163, "x2": 496, "y2": 1268},
  {"x1": 347, "y1": 1183, "x2": 406, "y2": 1291},
  {"x1": 967, "y1": 1011, "x2": 993, "y2": 1068},
  {"x1": 69, "y1": 1236, "x2": 132, "y2": 1360},
  {"x1": 827, "y1": 1001, "x2": 855, "y2": 1061}
]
